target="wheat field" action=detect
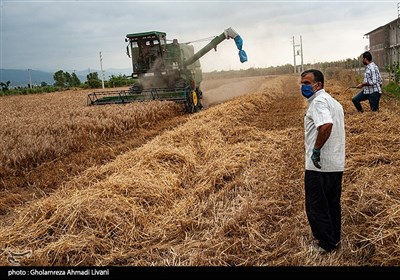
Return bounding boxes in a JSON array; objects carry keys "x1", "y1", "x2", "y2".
[{"x1": 0, "y1": 75, "x2": 399, "y2": 266}]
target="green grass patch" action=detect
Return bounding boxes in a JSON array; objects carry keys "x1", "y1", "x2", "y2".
[{"x1": 383, "y1": 82, "x2": 400, "y2": 99}]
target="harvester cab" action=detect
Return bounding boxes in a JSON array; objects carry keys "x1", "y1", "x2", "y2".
[{"x1": 87, "y1": 27, "x2": 247, "y2": 113}]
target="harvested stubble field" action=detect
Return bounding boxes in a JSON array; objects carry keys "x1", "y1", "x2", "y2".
[{"x1": 0, "y1": 74, "x2": 399, "y2": 266}]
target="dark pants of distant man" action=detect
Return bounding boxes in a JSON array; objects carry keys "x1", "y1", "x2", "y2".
[{"x1": 352, "y1": 90, "x2": 381, "y2": 112}]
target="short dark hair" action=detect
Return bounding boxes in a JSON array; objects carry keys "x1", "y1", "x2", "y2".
[
  {"x1": 362, "y1": 51, "x2": 372, "y2": 61},
  {"x1": 301, "y1": 69, "x2": 324, "y2": 88}
]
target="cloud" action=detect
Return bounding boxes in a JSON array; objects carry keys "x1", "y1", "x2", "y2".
[{"x1": 1, "y1": 1, "x2": 398, "y2": 72}]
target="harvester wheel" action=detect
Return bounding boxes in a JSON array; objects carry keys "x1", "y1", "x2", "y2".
[
  {"x1": 192, "y1": 90, "x2": 198, "y2": 108},
  {"x1": 185, "y1": 89, "x2": 202, "y2": 113},
  {"x1": 194, "y1": 89, "x2": 203, "y2": 112}
]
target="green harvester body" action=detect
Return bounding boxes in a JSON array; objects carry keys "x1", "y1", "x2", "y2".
[{"x1": 87, "y1": 28, "x2": 245, "y2": 113}]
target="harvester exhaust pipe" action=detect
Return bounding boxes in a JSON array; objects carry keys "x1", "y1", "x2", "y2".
[{"x1": 183, "y1": 27, "x2": 247, "y2": 67}]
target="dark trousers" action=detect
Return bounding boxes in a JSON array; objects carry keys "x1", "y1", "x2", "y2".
[
  {"x1": 352, "y1": 90, "x2": 381, "y2": 112},
  {"x1": 305, "y1": 170, "x2": 343, "y2": 251}
]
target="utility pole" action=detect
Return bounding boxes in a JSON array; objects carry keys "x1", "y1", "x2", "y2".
[
  {"x1": 28, "y1": 69, "x2": 32, "y2": 89},
  {"x1": 99, "y1": 51, "x2": 105, "y2": 89},
  {"x1": 292, "y1": 35, "x2": 304, "y2": 74},
  {"x1": 292, "y1": 36, "x2": 296, "y2": 73},
  {"x1": 300, "y1": 35, "x2": 304, "y2": 72}
]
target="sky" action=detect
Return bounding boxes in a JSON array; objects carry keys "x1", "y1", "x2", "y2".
[{"x1": 0, "y1": 0, "x2": 398, "y2": 73}]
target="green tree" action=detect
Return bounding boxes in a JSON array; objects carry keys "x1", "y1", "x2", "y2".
[
  {"x1": 385, "y1": 62, "x2": 400, "y2": 83},
  {"x1": 53, "y1": 70, "x2": 82, "y2": 88},
  {"x1": 70, "y1": 73, "x2": 81, "y2": 87},
  {"x1": 64, "y1": 72, "x2": 72, "y2": 86},
  {"x1": 108, "y1": 74, "x2": 131, "y2": 87},
  {"x1": 87, "y1": 72, "x2": 102, "y2": 88},
  {"x1": 53, "y1": 70, "x2": 66, "y2": 87},
  {"x1": 0, "y1": 81, "x2": 11, "y2": 91}
]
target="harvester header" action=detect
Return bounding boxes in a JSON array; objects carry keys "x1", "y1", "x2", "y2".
[{"x1": 87, "y1": 27, "x2": 247, "y2": 113}]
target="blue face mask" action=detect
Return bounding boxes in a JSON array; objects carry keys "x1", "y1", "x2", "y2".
[{"x1": 301, "y1": 84, "x2": 316, "y2": 98}]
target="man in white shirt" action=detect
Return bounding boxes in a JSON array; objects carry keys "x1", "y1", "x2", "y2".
[
  {"x1": 352, "y1": 51, "x2": 382, "y2": 112},
  {"x1": 300, "y1": 69, "x2": 345, "y2": 253}
]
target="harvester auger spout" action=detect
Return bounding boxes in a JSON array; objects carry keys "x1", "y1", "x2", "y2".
[
  {"x1": 87, "y1": 27, "x2": 247, "y2": 113},
  {"x1": 183, "y1": 27, "x2": 248, "y2": 67}
]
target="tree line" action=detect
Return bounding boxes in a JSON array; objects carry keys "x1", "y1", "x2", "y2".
[{"x1": 0, "y1": 70, "x2": 135, "y2": 96}]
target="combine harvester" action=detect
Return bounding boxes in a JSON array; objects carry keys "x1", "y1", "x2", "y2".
[{"x1": 87, "y1": 28, "x2": 247, "y2": 113}]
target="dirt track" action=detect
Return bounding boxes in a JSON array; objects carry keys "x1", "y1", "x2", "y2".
[{"x1": 201, "y1": 76, "x2": 267, "y2": 108}]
